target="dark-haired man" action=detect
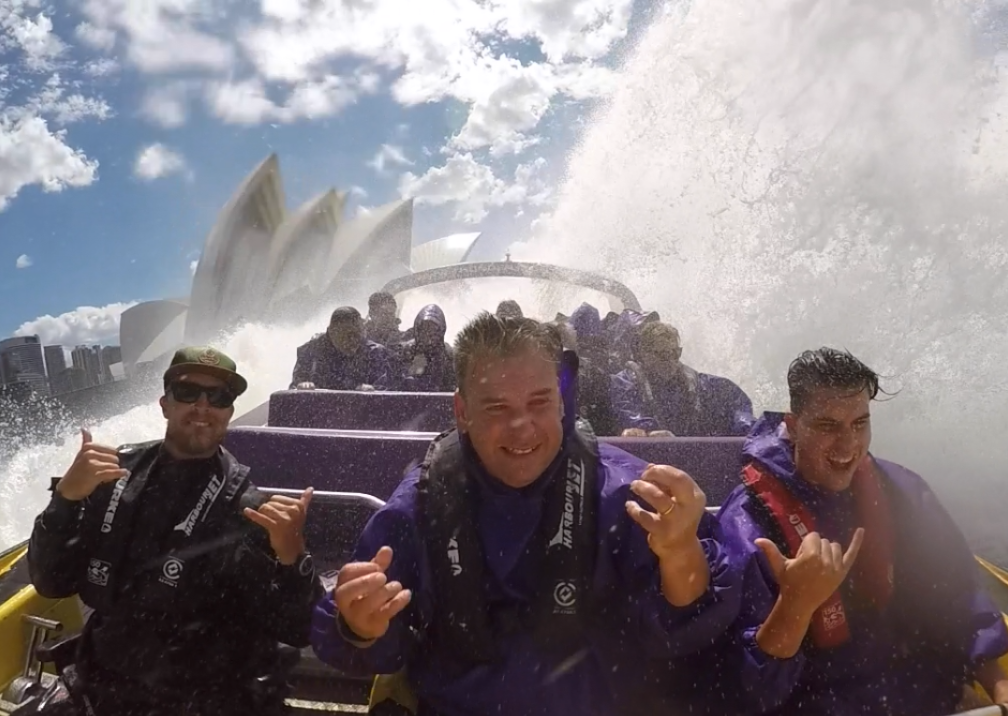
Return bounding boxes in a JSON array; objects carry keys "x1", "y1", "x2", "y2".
[
  {"x1": 291, "y1": 306, "x2": 396, "y2": 390},
  {"x1": 27, "y1": 347, "x2": 323, "y2": 716},
  {"x1": 366, "y1": 292, "x2": 405, "y2": 348},
  {"x1": 718, "y1": 347, "x2": 1008, "y2": 715},
  {"x1": 311, "y1": 313, "x2": 741, "y2": 716},
  {"x1": 611, "y1": 322, "x2": 754, "y2": 437}
]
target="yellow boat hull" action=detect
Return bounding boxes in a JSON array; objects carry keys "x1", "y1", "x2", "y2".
[
  {"x1": 1, "y1": 544, "x2": 1008, "y2": 709},
  {"x1": 0, "y1": 541, "x2": 83, "y2": 696}
]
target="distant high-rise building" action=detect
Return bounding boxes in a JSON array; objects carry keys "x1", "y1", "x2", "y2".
[
  {"x1": 0, "y1": 336, "x2": 48, "y2": 395},
  {"x1": 71, "y1": 345, "x2": 104, "y2": 388},
  {"x1": 44, "y1": 344, "x2": 69, "y2": 395}
]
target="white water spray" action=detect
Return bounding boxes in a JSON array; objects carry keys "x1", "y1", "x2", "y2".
[
  {"x1": 516, "y1": 0, "x2": 1008, "y2": 553},
  {"x1": 0, "y1": 284, "x2": 589, "y2": 550}
]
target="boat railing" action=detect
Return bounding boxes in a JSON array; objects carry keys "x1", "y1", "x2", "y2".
[
  {"x1": 261, "y1": 487, "x2": 722, "y2": 516},
  {"x1": 263, "y1": 488, "x2": 387, "y2": 512}
]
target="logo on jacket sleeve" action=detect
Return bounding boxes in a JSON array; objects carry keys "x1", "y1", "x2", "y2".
[
  {"x1": 87, "y1": 559, "x2": 111, "y2": 587},
  {"x1": 159, "y1": 557, "x2": 184, "y2": 587}
]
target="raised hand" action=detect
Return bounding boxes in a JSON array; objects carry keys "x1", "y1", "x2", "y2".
[
  {"x1": 56, "y1": 429, "x2": 129, "y2": 502},
  {"x1": 244, "y1": 487, "x2": 313, "y2": 565},
  {"x1": 756, "y1": 529, "x2": 865, "y2": 613},
  {"x1": 334, "y1": 546, "x2": 412, "y2": 642},
  {"x1": 626, "y1": 464, "x2": 707, "y2": 558},
  {"x1": 621, "y1": 428, "x2": 648, "y2": 437}
]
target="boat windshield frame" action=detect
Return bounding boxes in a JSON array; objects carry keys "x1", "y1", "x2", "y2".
[{"x1": 379, "y1": 261, "x2": 642, "y2": 315}]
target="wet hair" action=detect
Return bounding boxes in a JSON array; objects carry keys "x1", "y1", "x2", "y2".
[
  {"x1": 788, "y1": 347, "x2": 886, "y2": 414},
  {"x1": 454, "y1": 312, "x2": 561, "y2": 395},
  {"x1": 639, "y1": 321, "x2": 680, "y2": 347},
  {"x1": 330, "y1": 306, "x2": 362, "y2": 325},
  {"x1": 368, "y1": 292, "x2": 397, "y2": 311},
  {"x1": 495, "y1": 299, "x2": 524, "y2": 319}
]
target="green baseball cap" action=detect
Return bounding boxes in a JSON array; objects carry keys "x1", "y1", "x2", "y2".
[{"x1": 163, "y1": 346, "x2": 248, "y2": 397}]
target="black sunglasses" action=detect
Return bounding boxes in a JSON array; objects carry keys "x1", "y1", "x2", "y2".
[{"x1": 168, "y1": 381, "x2": 236, "y2": 409}]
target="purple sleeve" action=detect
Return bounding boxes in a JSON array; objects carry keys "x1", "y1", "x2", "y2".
[
  {"x1": 723, "y1": 382, "x2": 755, "y2": 437},
  {"x1": 628, "y1": 515, "x2": 742, "y2": 658},
  {"x1": 369, "y1": 345, "x2": 397, "y2": 391},
  {"x1": 310, "y1": 476, "x2": 426, "y2": 676},
  {"x1": 600, "y1": 450, "x2": 742, "y2": 658},
  {"x1": 717, "y1": 488, "x2": 806, "y2": 712},
  {"x1": 894, "y1": 467, "x2": 1008, "y2": 668},
  {"x1": 967, "y1": 589, "x2": 1008, "y2": 668},
  {"x1": 609, "y1": 370, "x2": 658, "y2": 432},
  {"x1": 290, "y1": 340, "x2": 315, "y2": 388}
]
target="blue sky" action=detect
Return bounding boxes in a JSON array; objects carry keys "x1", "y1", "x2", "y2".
[{"x1": 0, "y1": 0, "x2": 662, "y2": 348}]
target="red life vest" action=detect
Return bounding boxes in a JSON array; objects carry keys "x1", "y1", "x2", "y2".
[{"x1": 742, "y1": 457, "x2": 896, "y2": 649}]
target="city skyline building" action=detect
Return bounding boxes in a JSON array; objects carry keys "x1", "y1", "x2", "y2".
[{"x1": 0, "y1": 336, "x2": 48, "y2": 395}]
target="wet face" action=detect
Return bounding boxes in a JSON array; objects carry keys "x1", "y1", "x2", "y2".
[
  {"x1": 416, "y1": 320, "x2": 442, "y2": 349},
  {"x1": 160, "y1": 373, "x2": 235, "y2": 459},
  {"x1": 371, "y1": 302, "x2": 398, "y2": 329},
  {"x1": 454, "y1": 348, "x2": 563, "y2": 489},
  {"x1": 329, "y1": 319, "x2": 364, "y2": 354},
  {"x1": 637, "y1": 332, "x2": 682, "y2": 376},
  {"x1": 784, "y1": 388, "x2": 872, "y2": 492}
]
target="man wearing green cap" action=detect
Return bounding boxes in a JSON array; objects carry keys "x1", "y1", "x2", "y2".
[{"x1": 26, "y1": 346, "x2": 323, "y2": 716}]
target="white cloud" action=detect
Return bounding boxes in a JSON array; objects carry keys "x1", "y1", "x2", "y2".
[
  {"x1": 74, "y1": 21, "x2": 115, "y2": 51},
  {"x1": 0, "y1": 1, "x2": 112, "y2": 213},
  {"x1": 204, "y1": 74, "x2": 374, "y2": 125},
  {"x1": 75, "y1": 0, "x2": 234, "y2": 74},
  {"x1": 15, "y1": 253, "x2": 32, "y2": 269},
  {"x1": 14, "y1": 302, "x2": 138, "y2": 346},
  {"x1": 399, "y1": 153, "x2": 551, "y2": 223},
  {"x1": 140, "y1": 83, "x2": 192, "y2": 128},
  {"x1": 15, "y1": 74, "x2": 114, "y2": 125},
  {"x1": 133, "y1": 143, "x2": 187, "y2": 181},
  {"x1": 3, "y1": 6, "x2": 66, "y2": 71},
  {"x1": 367, "y1": 144, "x2": 414, "y2": 174},
  {"x1": 189, "y1": 259, "x2": 199, "y2": 276},
  {"x1": 84, "y1": 58, "x2": 119, "y2": 77},
  {"x1": 2, "y1": 0, "x2": 634, "y2": 220},
  {"x1": 349, "y1": 185, "x2": 368, "y2": 199},
  {"x1": 0, "y1": 116, "x2": 99, "y2": 212}
]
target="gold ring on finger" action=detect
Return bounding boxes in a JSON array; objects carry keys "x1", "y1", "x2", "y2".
[{"x1": 660, "y1": 505, "x2": 675, "y2": 516}]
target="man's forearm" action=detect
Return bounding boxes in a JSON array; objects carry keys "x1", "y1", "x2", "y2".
[
  {"x1": 657, "y1": 537, "x2": 710, "y2": 606},
  {"x1": 755, "y1": 594, "x2": 815, "y2": 659}
]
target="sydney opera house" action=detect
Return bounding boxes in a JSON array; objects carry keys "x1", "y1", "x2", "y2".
[{"x1": 119, "y1": 154, "x2": 479, "y2": 376}]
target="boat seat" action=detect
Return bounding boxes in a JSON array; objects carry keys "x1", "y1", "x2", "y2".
[
  {"x1": 228, "y1": 427, "x2": 745, "y2": 505},
  {"x1": 269, "y1": 390, "x2": 455, "y2": 432}
]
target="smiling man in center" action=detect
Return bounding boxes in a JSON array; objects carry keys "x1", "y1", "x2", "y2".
[{"x1": 311, "y1": 312, "x2": 741, "y2": 716}]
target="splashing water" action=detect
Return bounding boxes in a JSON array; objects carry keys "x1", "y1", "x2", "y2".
[
  {"x1": 0, "y1": 317, "x2": 320, "y2": 549},
  {"x1": 515, "y1": 0, "x2": 1008, "y2": 555},
  {"x1": 7, "y1": 0, "x2": 1008, "y2": 560},
  {"x1": 0, "y1": 283, "x2": 595, "y2": 550}
]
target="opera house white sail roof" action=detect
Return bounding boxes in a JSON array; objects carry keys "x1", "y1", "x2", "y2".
[{"x1": 121, "y1": 154, "x2": 473, "y2": 375}]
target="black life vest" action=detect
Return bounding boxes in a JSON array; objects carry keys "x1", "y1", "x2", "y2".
[
  {"x1": 416, "y1": 425, "x2": 600, "y2": 665},
  {"x1": 74, "y1": 440, "x2": 266, "y2": 614}
]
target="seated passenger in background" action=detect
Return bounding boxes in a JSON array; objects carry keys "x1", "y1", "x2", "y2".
[
  {"x1": 290, "y1": 306, "x2": 396, "y2": 391},
  {"x1": 311, "y1": 313, "x2": 740, "y2": 716},
  {"x1": 718, "y1": 347, "x2": 1008, "y2": 716},
  {"x1": 27, "y1": 347, "x2": 322, "y2": 716},
  {"x1": 608, "y1": 310, "x2": 661, "y2": 368},
  {"x1": 611, "y1": 322, "x2": 754, "y2": 437},
  {"x1": 568, "y1": 302, "x2": 619, "y2": 436},
  {"x1": 365, "y1": 291, "x2": 405, "y2": 348},
  {"x1": 400, "y1": 304, "x2": 455, "y2": 392},
  {"x1": 495, "y1": 298, "x2": 523, "y2": 319}
]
